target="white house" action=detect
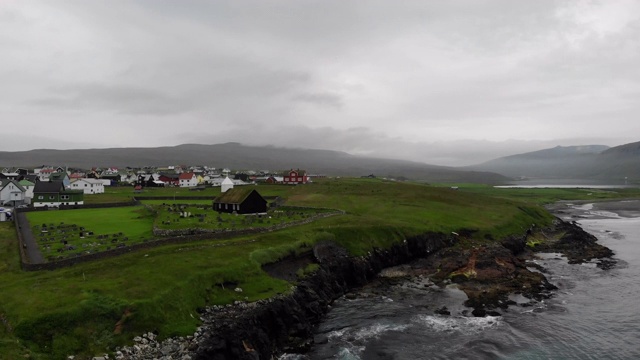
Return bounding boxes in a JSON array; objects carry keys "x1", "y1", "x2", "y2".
[
  {"x1": 0, "y1": 179, "x2": 26, "y2": 206},
  {"x1": 70, "y1": 178, "x2": 105, "y2": 194},
  {"x1": 178, "y1": 172, "x2": 198, "y2": 188},
  {"x1": 18, "y1": 179, "x2": 35, "y2": 203},
  {"x1": 221, "y1": 176, "x2": 234, "y2": 193}
]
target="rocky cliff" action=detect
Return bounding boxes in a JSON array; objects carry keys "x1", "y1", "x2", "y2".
[
  {"x1": 111, "y1": 219, "x2": 612, "y2": 360},
  {"x1": 194, "y1": 233, "x2": 454, "y2": 359}
]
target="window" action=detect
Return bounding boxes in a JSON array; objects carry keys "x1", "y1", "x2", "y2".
[
  {"x1": 61, "y1": 195, "x2": 70, "y2": 200},
  {"x1": 38, "y1": 196, "x2": 43, "y2": 200},
  {"x1": 298, "y1": 177, "x2": 302, "y2": 181},
  {"x1": 49, "y1": 195, "x2": 56, "y2": 200}
]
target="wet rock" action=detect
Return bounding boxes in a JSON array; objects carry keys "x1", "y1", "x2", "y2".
[
  {"x1": 536, "y1": 220, "x2": 614, "y2": 264},
  {"x1": 434, "y1": 306, "x2": 451, "y2": 315}
]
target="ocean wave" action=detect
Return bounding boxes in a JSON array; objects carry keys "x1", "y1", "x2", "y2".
[
  {"x1": 328, "y1": 322, "x2": 411, "y2": 342},
  {"x1": 414, "y1": 315, "x2": 502, "y2": 334},
  {"x1": 325, "y1": 323, "x2": 410, "y2": 360},
  {"x1": 574, "y1": 203, "x2": 594, "y2": 211},
  {"x1": 336, "y1": 346, "x2": 365, "y2": 360},
  {"x1": 587, "y1": 210, "x2": 622, "y2": 218}
]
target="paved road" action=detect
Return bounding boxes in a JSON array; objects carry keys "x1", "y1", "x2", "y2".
[{"x1": 16, "y1": 212, "x2": 45, "y2": 264}]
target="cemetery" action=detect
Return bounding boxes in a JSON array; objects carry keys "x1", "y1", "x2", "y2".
[
  {"x1": 23, "y1": 202, "x2": 338, "y2": 262},
  {"x1": 155, "y1": 203, "x2": 333, "y2": 231}
]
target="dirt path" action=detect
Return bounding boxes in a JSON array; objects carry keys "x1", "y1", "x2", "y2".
[{"x1": 16, "y1": 212, "x2": 45, "y2": 264}]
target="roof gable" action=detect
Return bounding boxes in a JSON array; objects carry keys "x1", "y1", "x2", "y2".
[
  {"x1": 179, "y1": 172, "x2": 196, "y2": 180},
  {"x1": 19, "y1": 180, "x2": 36, "y2": 187},
  {"x1": 34, "y1": 181, "x2": 65, "y2": 193},
  {"x1": 49, "y1": 172, "x2": 69, "y2": 181},
  {"x1": 214, "y1": 187, "x2": 262, "y2": 204},
  {"x1": 1, "y1": 179, "x2": 26, "y2": 192}
]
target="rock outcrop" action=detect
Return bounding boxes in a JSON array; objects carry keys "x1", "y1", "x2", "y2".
[
  {"x1": 194, "y1": 233, "x2": 454, "y2": 360},
  {"x1": 113, "y1": 218, "x2": 614, "y2": 360}
]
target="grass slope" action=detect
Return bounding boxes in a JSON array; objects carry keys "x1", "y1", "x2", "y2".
[{"x1": 1, "y1": 179, "x2": 638, "y2": 359}]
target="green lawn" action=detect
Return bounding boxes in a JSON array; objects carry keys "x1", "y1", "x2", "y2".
[
  {"x1": 434, "y1": 183, "x2": 640, "y2": 205},
  {"x1": 1, "y1": 178, "x2": 638, "y2": 359},
  {"x1": 25, "y1": 207, "x2": 155, "y2": 260}
]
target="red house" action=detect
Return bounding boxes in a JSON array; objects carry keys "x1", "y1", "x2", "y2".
[
  {"x1": 282, "y1": 169, "x2": 308, "y2": 185},
  {"x1": 159, "y1": 173, "x2": 180, "y2": 186}
]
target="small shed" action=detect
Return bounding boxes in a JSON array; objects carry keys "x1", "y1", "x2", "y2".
[
  {"x1": 213, "y1": 187, "x2": 267, "y2": 214},
  {"x1": 221, "y1": 176, "x2": 234, "y2": 193},
  {"x1": 0, "y1": 208, "x2": 8, "y2": 222}
]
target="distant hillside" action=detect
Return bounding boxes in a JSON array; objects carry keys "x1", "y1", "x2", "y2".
[
  {"x1": 468, "y1": 142, "x2": 640, "y2": 183},
  {"x1": 0, "y1": 143, "x2": 508, "y2": 183}
]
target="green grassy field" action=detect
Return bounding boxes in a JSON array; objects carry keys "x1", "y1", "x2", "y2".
[
  {"x1": 26, "y1": 207, "x2": 155, "y2": 260},
  {"x1": 2, "y1": 178, "x2": 639, "y2": 359},
  {"x1": 433, "y1": 183, "x2": 640, "y2": 205}
]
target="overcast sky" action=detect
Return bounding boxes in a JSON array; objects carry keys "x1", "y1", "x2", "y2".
[{"x1": 2, "y1": 0, "x2": 639, "y2": 166}]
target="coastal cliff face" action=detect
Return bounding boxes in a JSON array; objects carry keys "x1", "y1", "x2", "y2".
[
  {"x1": 194, "y1": 233, "x2": 454, "y2": 360},
  {"x1": 113, "y1": 219, "x2": 611, "y2": 359}
]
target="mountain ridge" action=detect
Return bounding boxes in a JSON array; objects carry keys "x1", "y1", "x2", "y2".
[
  {"x1": 0, "y1": 143, "x2": 508, "y2": 183},
  {"x1": 468, "y1": 141, "x2": 639, "y2": 182}
]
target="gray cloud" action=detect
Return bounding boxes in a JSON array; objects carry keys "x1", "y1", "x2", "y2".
[
  {"x1": 292, "y1": 93, "x2": 343, "y2": 108},
  {"x1": 1, "y1": 0, "x2": 640, "y2": 165},
  {"x1": 32, "y1": 83, "x2": 187, "y2": 115}
]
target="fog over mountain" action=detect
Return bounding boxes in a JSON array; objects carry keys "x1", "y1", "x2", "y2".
[{"x1": 468, "y1": 141, "x2": 640, "y2": 183}]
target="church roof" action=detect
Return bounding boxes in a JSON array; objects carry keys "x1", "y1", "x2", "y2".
[{"x1": 214, "y1": 187, "x2": 261, "y2": 204}]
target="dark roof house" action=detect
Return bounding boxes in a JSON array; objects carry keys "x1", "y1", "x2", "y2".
[
  {"x1": 213, "y1": 187, "x2": 267, "y2": 214},
  {"x1": 33, "y1": 180, "x2": 84, "y2": 207}
]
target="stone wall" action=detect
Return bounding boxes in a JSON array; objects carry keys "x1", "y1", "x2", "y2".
[
  {"x1": 133, "y1": 196, "x2": 213, "y2": 202},
  {"x1": 152, "y1": 210, "x2": 344, "y2": 237},
  {"x1": 15, "y1": 201, "x2": 138, "y2": 213}
]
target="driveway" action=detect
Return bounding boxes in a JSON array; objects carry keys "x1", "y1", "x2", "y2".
[{"x1": 16, "y1": 212, "x2": 45, "y2": 264}]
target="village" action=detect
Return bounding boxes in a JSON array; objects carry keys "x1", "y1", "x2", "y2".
[
  {"x1": 0, "y1": 164, "x2": 345, "y2": 271},
  {"x1": 0, "y1": 165, "x2": 315, "y2": 217}
]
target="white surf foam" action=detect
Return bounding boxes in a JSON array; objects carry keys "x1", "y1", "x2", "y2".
[
  {"x1": 328, "y1": 322, "x2": 410, "y2": 342},
  {"x1": 574, "y1": 203, "x2": 594, "y2": 211},
  {"x1": 414, "y1": 315, "x2": 502, "y2": 334}
]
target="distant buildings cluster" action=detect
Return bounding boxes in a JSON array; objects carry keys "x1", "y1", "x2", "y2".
[{"x1": 0, "y1": 165, "x2": 314, "y2": 211}]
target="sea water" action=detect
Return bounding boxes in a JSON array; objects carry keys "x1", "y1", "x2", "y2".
[{"x1": 300, "y1": 201, "x2": 640, "y2": 359}]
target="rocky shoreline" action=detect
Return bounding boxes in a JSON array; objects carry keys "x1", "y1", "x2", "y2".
[{"x1": 105, "y1": 218, "x2": 613, "y2": 360}]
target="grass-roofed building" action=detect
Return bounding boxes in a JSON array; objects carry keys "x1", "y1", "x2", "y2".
[{"x1": 213, "y1": 187, "x2": 267, "y2": 214}]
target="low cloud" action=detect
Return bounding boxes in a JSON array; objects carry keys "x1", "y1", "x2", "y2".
[
  {"x1": 32, "y1": 83, "x2": 187, "y2": 115},
  {"x1": 292, "y1": 92, "x2": 343, "y2": 108}
]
